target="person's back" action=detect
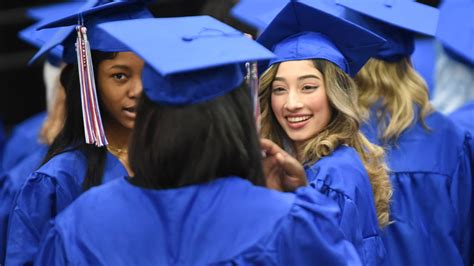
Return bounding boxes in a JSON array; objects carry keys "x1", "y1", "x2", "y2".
[
  {"x1": 5, "y1": 148, "x2": 127, "y2": 264},
  {"x1": 1, "y1": 112, "x2": 47, "y2": 172},
  {"x1": 0, "y1": 146, "x2": 47, "y2": 262},
  {"x1": 35, "y1": 15, "x2": 362, "y2": 265},
  {"x1": 362, "y1": 109, "x2": 472, "y2": 265},
  {"x1": 37, "y1": 176, "x2": 359, "y2": 265},
  {"x1": 338, "y1": 1, "x2": 473, "y2": 264},
  {"x1": 450, "y1": 101, "x2": 474, "y2": 135}
]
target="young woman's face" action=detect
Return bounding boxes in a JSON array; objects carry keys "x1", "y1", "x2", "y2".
[
  {"x1": 270, "y1": 60, "x2": 331, "y2": 146},
  {"x1": 97, "y1": 51, "x2": 144, "y2": 130}
]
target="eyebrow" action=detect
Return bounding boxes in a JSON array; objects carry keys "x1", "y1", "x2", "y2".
[
  {"x1": 108, "y1": 65, "x2": 131, "y2": 71},
  {"x1": 297, "y1": 74, "x2": 320, "y2": 81},
  {"x1": 273, "y1": 74, "x2": 321, "y2": 82}
]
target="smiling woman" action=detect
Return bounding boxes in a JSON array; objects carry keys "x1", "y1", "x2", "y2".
[
  {"x1": 269, "y1": 60, "x2": 331, "y2": 151},
  {"x1": 256, "y1": 1, "x2": 392, "y2": 265}
]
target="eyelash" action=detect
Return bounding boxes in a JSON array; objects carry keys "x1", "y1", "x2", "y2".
[
  {"x1": 271, "y1": 87, "x2": 286, "y2": 93},
  {"x1": 302, "y1": 85, "x2": 319, "y2": 91},
  {"x1": 112, "y1": 73, "x2": 128, "y2": 81}
]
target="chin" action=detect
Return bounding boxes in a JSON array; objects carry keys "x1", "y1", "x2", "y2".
[{"x1": 120, "y1": 120, "x2": 135, "y2": 130}]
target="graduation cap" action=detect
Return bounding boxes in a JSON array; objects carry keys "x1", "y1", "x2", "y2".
[
  {"x1": 29, "y1": 0, "x2": 153, "y2": 147},
  {"x1": 27, "y1": 2, "x2": 87, "y2": 23},
  {"x1": 337, "y1": 0, "x2": 439, "y2": 61},
  {"x1": 437, "y1": 0, "x2": 474, "y2": 66},
  {"x1": 230, "y1": 0, "x2": 288, "y2": 32},
  {"x1": 19, "y1": 2, "x2": 87, "y2": 66},
  {"x1": 30, "y1": 1, "x2": 153, "y2": 64},
  {"x1": 96, "y1": 16, "x2": 275, "y2": 105},
  {"x1": 257, "y1": 0, "x2": 386, "y2": 76}
]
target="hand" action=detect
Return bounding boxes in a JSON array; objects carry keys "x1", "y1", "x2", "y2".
[{"x1": 260, "y1": 138, "x2": 308, "y2": 192}]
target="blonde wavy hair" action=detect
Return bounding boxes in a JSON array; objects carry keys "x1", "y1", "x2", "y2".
[
  {"x1": 259, "y1": 59, "x2": 392, "y2": 227},
  {"x1": 354, "y1": 58, "x2": 433, "y2": 143}
]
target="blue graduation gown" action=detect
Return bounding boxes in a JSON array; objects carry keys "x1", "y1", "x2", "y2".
[
  {"x1": 1, "y1": 112, "x2": 47, "y2": 172},
  {"x1": 450, "y1": 100, "x2": 474, "y2": 264},
  {"x1": 305, "y1": 145, "x2": 386, "y2": 266},
  {"x1": 0, "y1": 146, "x2": 47, "y2": 263},
  {"x1": 0, "y1": 119, "x2": 5, "y2": 170},
  {"x1": 35, "y1": 177, "x2": 362, "y2": 265},
  {"x1": 411, "y1": 37, "x2": 436, "y2": 97},
  {"x1": 5, "y1": 148, "x2": 127, "y2": 265},
  {"x1": 450, "y1": 100, "x2": 474, "y2": 135},
  {"x1": 362, "y1": 110, "x2": 473, "y2": 266}
]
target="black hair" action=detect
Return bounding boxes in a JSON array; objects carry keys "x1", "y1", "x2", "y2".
[
  {"x1": 42, "y1": 51, "x2": 116, "y2": 191},
  {"x1": 128, "y1": 83, "x2": 265, "y2": 189}
]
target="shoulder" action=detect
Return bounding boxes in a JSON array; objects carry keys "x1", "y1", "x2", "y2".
[
  {"x1": 34, "y1": 149, "x2": 87, "y2": 182},
  {"x1": 17, "y1": 148, "x2": 88, "y2": 197},
  {"x1": 1, "y1": 147, "x2": 47, "y2": 190},
  {"x1": 390, "y1": 111, "x2": 469, "y2": 174},
  {"x1": 305, "y1": 146, "x2": 370, "y2": 198},
  {"x1": 234, "y1": 186, "x2": 361, "y2": 265},
  {"x1": 10, "y1": 112, "x2": 47, "y2": 137},
  {"x1": 450, "y1": 101, "x2": 474, "y2": 133}
]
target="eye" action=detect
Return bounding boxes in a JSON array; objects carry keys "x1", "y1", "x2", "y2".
[
  {"x1": 271, "y1": 86, "x2": 286, "y2": 95},
  {"x1": 112, "y1": 73, "x2": 128, "y2": 81},
  {"x1": 302, "y1": 85, "x2": 319, "y2": 92}
]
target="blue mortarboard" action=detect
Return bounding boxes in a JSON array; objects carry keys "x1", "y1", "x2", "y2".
[
  {"x1": 231, "y1": 0, "x2": 288, "y2": 32},
  {"x1": 19, "y1": 22, "x2": 64, "y2": 66},
  {"x1": 437, "y1": 0, "x2": 474, "y2": 66},
  {"x1": 19, "y1": 2, "x2": 89, "y2": 66},
  {"x1": 96, "y1": 16, "x2": 275, "y2": 105},
  {"x1": 337, "y1": 0, "x2": 439, "y2": 61},
  {"x1": 27, "y1": 2, "x2": 87, "y2": 23},
  {"x1": 30, "y1": 0, "x2": 153, "y2": 64},
  {"x1": 257, "y1": 0, "x2": 385, "y2": 76}
]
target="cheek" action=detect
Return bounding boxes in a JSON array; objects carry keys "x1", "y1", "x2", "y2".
[
  {"x1": 270, "y1": 95, "x2": 285, "y2": 117},
  {"x1": 315, "y1": 96, "x2": 331, "y2": 122},
  {"x1": 308, "y1": 90, "x2": 329, "y2": 111},
  {"x1": 98, "y1": 82, "x2": 121, "y2": 107}
]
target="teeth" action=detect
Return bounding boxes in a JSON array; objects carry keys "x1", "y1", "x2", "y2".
[{"x1": 287, "y1": 115, "x2": 311, "y2": 123}]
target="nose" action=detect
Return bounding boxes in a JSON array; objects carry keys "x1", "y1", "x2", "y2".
[
  {"x1": 128, "y1": 77, "x2": 143, "y2": 98},
  {"x1": 284, "y1": 90, "x2": 304, "y2": 111}
]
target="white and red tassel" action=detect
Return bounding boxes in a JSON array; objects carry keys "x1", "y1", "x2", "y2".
[{"x1": 76, "y1": 25, "x2": 108, "y2": 147}]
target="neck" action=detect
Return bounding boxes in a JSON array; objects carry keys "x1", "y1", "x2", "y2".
[
  {"x1": 294, "y1": 141, "x2": 305, "y2": 163},
  {"x1": 104, "y1": 119, "x2": 133, "y2": 175},
  {"x1": 104, "y1": 120, "x2": 131, "y2": 150}
]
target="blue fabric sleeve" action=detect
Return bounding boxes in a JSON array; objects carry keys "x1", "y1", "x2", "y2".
[
  {"x1": 306, "y1": 168, "x2": 386, "y2": 266},
  {"x1": 34, "y1": 223, "x2": 69, "y2": 266},
  {"x1": 274, "y1": 187, "x2": 362, "y2": 265},
  {"x1": 5, "y1": 173, "x2": 72, "y2": 265},
  {"x1": 451, "y1": 133, "x2": 474, "y2": 265}
]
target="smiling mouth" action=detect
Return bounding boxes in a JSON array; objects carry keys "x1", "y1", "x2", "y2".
[{"x1": 286, "y1": 115, "x2": 312, "y2": 123}]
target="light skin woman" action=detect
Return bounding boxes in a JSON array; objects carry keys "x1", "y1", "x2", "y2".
[
  {"x1": 261, "y1": 59, "x2": 391, "y2": 224},
  {"x1": 259, "y1": 58, "x2": 392, "y2": 264}
]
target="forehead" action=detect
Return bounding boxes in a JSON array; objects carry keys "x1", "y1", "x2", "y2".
[
  {"x1": 275, "y1": 60, "x2": 322, "y2": 78},
  {"x1": 100, "y1": 51, "x2": 144, "y2": 69}
]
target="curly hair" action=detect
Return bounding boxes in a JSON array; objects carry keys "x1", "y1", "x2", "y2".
[
  {"x1": 354, "y1": 58, "x2": 433, "y2": 144},
  {"x1": 259, "y1": 59, "x2": 392, "y2": 227}
]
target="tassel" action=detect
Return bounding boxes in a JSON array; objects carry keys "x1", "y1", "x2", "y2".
[
  {"x1": 76, "y1": 25, "x2": 108, "y2": 147},
  {"x1": 247, "y1": 62, "x2": 261, "y2": 133}
]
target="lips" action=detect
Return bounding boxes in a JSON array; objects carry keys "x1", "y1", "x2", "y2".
[
  {"x1": 285, "y1": 115, "x2": 312, "y2": 129},
  {"x1": 123, "y1": 106, "x2": 136, "y2": 113},
  {"x1": 123, "y1": 106, "x2": 136, "y2": 118}
]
